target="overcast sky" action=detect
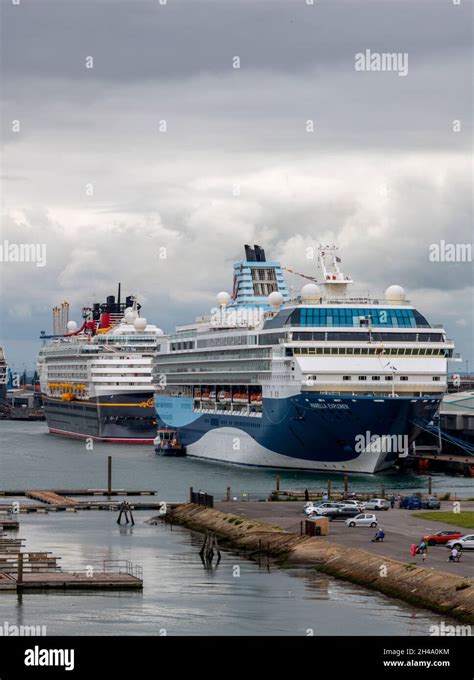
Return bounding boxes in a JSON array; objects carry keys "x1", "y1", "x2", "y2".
[{"x1": 0, "y1": 0, "x2": 472, "y2": 373}]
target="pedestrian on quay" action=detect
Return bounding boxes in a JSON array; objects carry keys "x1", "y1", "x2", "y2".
[
  {"x1": 304, "y1": 488, "x2": 309, "y2": 502},
  {"x1": 390, "y1": 496, "x2": 395, "y2": 509},
  {"x1": 410, "y1": 543, "x2": 417, "y2": 559}
]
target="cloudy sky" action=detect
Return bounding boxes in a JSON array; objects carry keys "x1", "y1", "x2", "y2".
[{"x1": 0, "y1": 0, "x2": 472, "y2": 373}]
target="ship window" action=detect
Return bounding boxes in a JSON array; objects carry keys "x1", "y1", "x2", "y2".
[
  {"x1": 385, "y1": 376, "x2": 393, "y2": 381},
  {"x1": 432, "y1": 376, "x2": 441, "y2": 381},
  {"x1": 371, "y1": 376, "x2": 381, "y2": 381},
  {"x1": 358, "y1": 376, "x2": 367, "y2": 381},
  {"x1": 342, "y1": 376, "x2": 351, "y2": 381},
  {"x1": 400, "y1": 376, "x2": 409, "y2": 381}
]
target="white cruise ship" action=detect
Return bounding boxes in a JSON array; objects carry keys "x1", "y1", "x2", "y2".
[
  {"x1": 38, "y1": 292, "x2": 165, "y2": 442},
  {"x1": 151, "y1": 245, "x2": 456, "y2": 472}
]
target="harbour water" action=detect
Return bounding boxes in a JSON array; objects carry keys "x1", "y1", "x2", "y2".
[
  {"x1": 0, "y1": 421, "x2": 468, "y2": 636},
  {"x1": 1, "y1": 421, "x2": 472, "y2": 499},
  {"x1": 0, "y1": 511, "x2": 454, "y2": 636}
]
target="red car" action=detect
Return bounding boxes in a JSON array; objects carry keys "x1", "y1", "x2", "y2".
[{"x1": 422, "y1": 530, "x2": 463, "y2": 546}]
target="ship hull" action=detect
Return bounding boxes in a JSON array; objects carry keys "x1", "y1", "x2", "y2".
[
  {"x1": 42, "y1": 392, "x2": 156, "y2": 443},
  {"x1": 154, "y1": 393, "x2": 442, "y2": 473}
]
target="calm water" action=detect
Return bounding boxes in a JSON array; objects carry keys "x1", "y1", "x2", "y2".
[
  {"x1": 0, "y1": 512, "x2": 452, "y2": 636},
  {"x1": 1, "y1": 421, "x2": 472, "y2": 500},
  {"x1": 0, "y1": 421, "x2": 466, "y2": 635}
]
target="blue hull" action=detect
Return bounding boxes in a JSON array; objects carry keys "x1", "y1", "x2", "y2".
[{"x1": 154, "y1": 393, "x2": 441, "y2": 472}]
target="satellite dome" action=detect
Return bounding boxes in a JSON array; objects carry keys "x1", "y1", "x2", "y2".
[
  {"x1": 268, "y1": 291, "x2": 284, "y2": 308},
  {"x1": 216, "y1": 291, "x2": 231, "y2": 307},
  {"x1": 301, "y1": 283, "x2": 321, "y2": 302},
  {"x1": 66, "y1": 321, "x2": 77, "y2": 332},
  {"x1": 385, "y1": 285, "x2": 406, "y2": 302},
  {"x1": 125, "y1": 309, "x2": 138, "y2": 324},
  {"x1": 133, "y1": 317, "x2": 147, "y2": 331},
  {"x1": 155, "y1": 328, "x2": 164, "y2": 336}
]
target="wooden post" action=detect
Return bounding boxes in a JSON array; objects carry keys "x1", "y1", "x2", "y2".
[
  {"x1": 107, "y1": 456, "x2": 112, "y2": 496},
  {"x1": 276, "y1": 475, "x2": 280, "y2": 492},
  {"x1": 226, "y1": 486, "x2": 231, "y2": 502},
  {"x1": 381, "y1": 485, "x2": 385, "y2": 499},
  {"x1": 343, "y1": 474, "x2": 348, "y2": 498},
  {"x1": 300, "y1": 521, "x2": 303, "y2": 536},
  {"x1": 17, "y1": 552, "x2": 24, "y2": 585},
  {"x1": 428, "y1": 476, "x2": 432, "y2": 495},
  {"x1": 327, "y1": 479, "x2": 331, "y2": 499},
  {"x1": 190, "y1": 487, "x2": 193, "y2": 503}
]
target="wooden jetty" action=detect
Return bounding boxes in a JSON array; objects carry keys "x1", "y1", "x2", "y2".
[
  {"x1": 0, "y1": 571, "x2": 17, "y2": 591},
  {"x1": 0, "y1": 487, "x2": 164, "y2": 513},
  {"x1": 0, "y1": 488, "x2": 157, "y2": 498},
  {"x1": 0, "y1": 518, "x2": 20, "y2": 530},
  {"x1": 0, "y1": 544, "x2": 143, "y2": 592},
  {"x1": 25, "y1": 490, "x2": 79, "y2": 507}
]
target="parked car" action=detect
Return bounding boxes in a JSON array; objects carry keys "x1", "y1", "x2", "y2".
[
  {"x1": 446, "y1": 534, "x2": 474, "y2": 551},
  {"x1": 339, "y1": 500, "x2": 366, "y2": 512},
  {"x1": 364, "y1": 498, "x2": 390, "y2": 511},
  {"x1": 422, "y1": 531, "x2": 463, "y2": 546},
  {"x1": 310, "y1": 502, "x2": 342, "y2": 516},
  {"x1": 304, "y1": 501, "x2": 338, "y2": 515},
  {"x1": 421, "y1": 496, "x2": 441, "y2": 510},
  {"x1": 345, "y1": 513, "x2": 378, "y2": 528},
  {"x1": 400, "y1": 495, "x2": 422, "y2": 510}
]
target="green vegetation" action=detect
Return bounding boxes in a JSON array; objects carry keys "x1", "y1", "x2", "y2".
[
  {"x1": 412, "y1": 511, "x2": 474, "y2": 529},
  {"x1": 455, "y1": 582, "x2": 471, "y2": 592}
]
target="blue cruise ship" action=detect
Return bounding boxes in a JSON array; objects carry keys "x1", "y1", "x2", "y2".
[{"x1": 151, "y1": 245, "x2": 455, "y2": 472}]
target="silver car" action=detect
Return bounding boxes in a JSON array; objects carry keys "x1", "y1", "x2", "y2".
[
  {"x1": 364, "y1": 498, "x2": 390, "y2": 511},
  {"x1": 345, "y1": 513, "x2": 378, "y2": 527},
  {"x1": 446, "y1": 534, "x2": 474, "y2": 551}
]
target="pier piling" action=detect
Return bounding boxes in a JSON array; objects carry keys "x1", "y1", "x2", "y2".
[{"x1": 107, "y1": 456, "x2": 112, "y2": 496}]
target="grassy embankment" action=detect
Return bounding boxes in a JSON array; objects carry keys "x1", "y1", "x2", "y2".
[{"x1": 412, "y1": 511, "x2": 474, "y2": 530}]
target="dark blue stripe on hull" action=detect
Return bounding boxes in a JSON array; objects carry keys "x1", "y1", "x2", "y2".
[{"x1": 155, "y1": 393, "x2": 441, "y2": 465}]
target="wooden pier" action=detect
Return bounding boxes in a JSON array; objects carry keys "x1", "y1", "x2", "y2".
[
  {"x1": 0, "y1": 488, "x2": 165, "y2": 513},
  {"x1": 0, "y1": 518, "x2": 20, "y2": 531},
  {"x1": 16, "y1": 569, "x2": 143, "y2": 591},
  {"x1": 0, "y1": 532, "x2": 143, "y2": 593},
  {"x1": 25, "y1": 490, "x2": 79, "y2": 507},
  {"x1": 0, "y1": 488, "x2": 157, "y2": 498}
]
